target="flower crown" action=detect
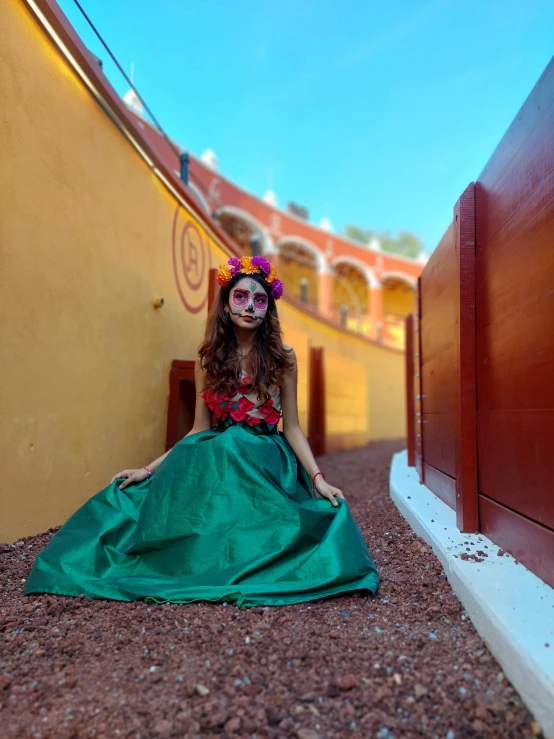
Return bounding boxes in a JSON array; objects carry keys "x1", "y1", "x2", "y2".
[{"x1": 216, "y1": 256, "x2": 284, "y2": 300}]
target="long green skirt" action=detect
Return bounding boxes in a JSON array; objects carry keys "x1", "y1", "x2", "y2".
[{"x1": 24, "y1": 423, "x2": 379, "y2": 607}]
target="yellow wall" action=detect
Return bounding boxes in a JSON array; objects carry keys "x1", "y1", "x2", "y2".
[
  {"x1": 0, "y1": 0, "x2": 405, "y2": 542},
  {"x1": 324, "y1": 351, "x2": 368, "y2": 452},
  {"x1": 279, "y1": 303, "x2": 406, "y2": 451},
  {"x1": 383, "y1": 283, "x2": 415, "y2": 318},
  {"x1": 0, "y1": 1, "x2": 230, "y2": 541}
]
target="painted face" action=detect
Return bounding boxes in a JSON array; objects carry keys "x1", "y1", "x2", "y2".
[{"x1": 227, "y1": 277, "x2": 269, "y2": 329}]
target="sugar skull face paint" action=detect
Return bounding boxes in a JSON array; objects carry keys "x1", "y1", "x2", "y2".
[
  {"x1": 231, "y1": 289, "x2": 268, "y2": 312},
  {"x1": 227, "y1": 277, "x2": 269, "y2": 329}
]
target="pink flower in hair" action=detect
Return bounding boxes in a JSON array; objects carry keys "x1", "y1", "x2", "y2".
[
  {"x1": 252, "y1": 256, "x2": 271, "y2": 275},
  {"x1": 271, "y1": 279, "x2": 284, "y2": 300},
  {"x1": 228, "y1": 257, "x2": 241, "y2": 276}
]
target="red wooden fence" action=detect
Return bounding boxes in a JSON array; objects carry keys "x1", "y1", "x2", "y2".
[{"x1": 406, "y1": 58, "x2": 554, "y2": 587}]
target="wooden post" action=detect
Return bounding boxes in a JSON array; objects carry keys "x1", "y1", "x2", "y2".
[
  {"x1": 454, "y1": 183, "x2": 478, "y2": 532},
  {"x1": 414, "y1": 279, "x2": 425, "y2": 484},
  {"x1": 405, "y1": 314, "x2": 415, "y2": 467},
  {"x1": 207, "y1": 267, "x2": 219, "y2": 312},
  {"x1": 308, "y1": 347, "x2": 326, "y2": 457},
  {"x1": 165, "y1": 360, "x2": 196, "y2": 451}
]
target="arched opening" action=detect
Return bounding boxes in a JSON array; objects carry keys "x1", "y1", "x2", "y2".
[
  {"x1": 381, "y1": 274, "x2": 416, "y2": 320},
  {"x1": 332, "y1": 262, "x2": 368, "y2": 316},
  {"x1": 216, "y1": 207, "x2": 268, "y2": 256},
  {"x1": 277, "y1": 239, "x2": 320, "y2": 308},
  {"x1": 380, "y1": 273, "x2": 416, "y2": 349},
  {"x1": 330, "y1": 260, "x2": 372, "y2": 334}
]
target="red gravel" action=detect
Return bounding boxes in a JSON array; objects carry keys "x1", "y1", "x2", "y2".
[{"x1": 1, "y1": 440, "x2": 540, "y2": 738}]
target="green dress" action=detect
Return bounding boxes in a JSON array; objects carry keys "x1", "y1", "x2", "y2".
[{"x1": 24, "y1": 378, "x2": 379, "y2": 607}]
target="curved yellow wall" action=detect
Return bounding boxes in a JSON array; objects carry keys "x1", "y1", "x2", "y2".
[
  {"x1": 383, "y1": 284, "x2": 415, "y2": 318},
  {"x1": 0, "y1": 0, "x2": 406, "y2": 542},
  {"x1": 279, "y1": 303, "x2": 406, "y2": 452}
]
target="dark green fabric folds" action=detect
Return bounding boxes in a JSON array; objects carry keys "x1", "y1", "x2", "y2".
[{"x1": 24, "y1": 425, "x2": 379, "y2": 607}]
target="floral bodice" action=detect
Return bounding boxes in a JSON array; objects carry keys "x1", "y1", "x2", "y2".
[{"x1": 202, "y1": 371, "x2": 282, "y2": 432}]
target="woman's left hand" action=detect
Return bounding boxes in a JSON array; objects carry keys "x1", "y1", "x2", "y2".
[{"x1": 315, "y1": 477, "x2": 345, "y2": 507}]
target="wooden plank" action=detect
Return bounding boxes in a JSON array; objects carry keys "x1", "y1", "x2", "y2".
[
  {"x1": 476, "y1": 60, "x2": 554, "y2": 252},
  {"x1": 165, "y1": 360, "x2": 196, "y2": 450},
  {"x1": 308, "y1": 347, "x2": 326, "y2": 457},
  {"x1": 405, "y1": 314, "x2": 415, "y2": 467},
  {"x1": 479, "y1": 494, "x2": 554, "y2": 589},
  {"x1": 207, "y1": 267, "x2": 219, "y2": 312},
  {"x1": 475, "y1": 211, "x2": 554, "y2": 339},
  {"x1": 420, "y1": 349, "x2": 457, "y2": 415},
  {"x1": 165, "y1": 368, "x2": 181, "y2": 451},
  {"x1": 414, "y1": 280, "x2": 424, "y2": 483},
  {"x1": 454, "y1": 184, "x2": 478, "y2": 532},
  {"x1": 418, "y1": 223, "x2": 458, "y2": 486},
  {"x1": 473, "y1": 59, "x2": 554, "y2": 543},
  {"x1": 420, "y1": 413, "x2": 456, "y2": 479},
  {"x1": 477, "y1": 409, "x2": 554, "y2": 530},
  {"x1": 477, "y1": 331, "x2": 554, "y2": 412},
  {"x1": 423, "y1": 464, "x2": 456, "y2": 510},
  {"x1": 318, "y1": 348, "x2": 326, "y2": 457}
]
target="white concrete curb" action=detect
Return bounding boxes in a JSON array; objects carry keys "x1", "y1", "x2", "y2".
[{"x1": 390, "y1": 450, "x2": 554, "y2": 739}]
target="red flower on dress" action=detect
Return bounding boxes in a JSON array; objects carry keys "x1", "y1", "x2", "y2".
[
  {"x1": 202, "y1": 390, "x2": 234, "y2": 421},
  {"x1": 239, "y1": 376, "x2": 252, "y2": 395},
  {"x1": 230, "y1": 396, "x2": 255, "y2": 422},
  {"x1": 239, "y1": 396, "x2": 255, "y2": 412},
  {"x1": 245, "y1": 415, "x2": 262, "y2": 426},
  {"x1": 258, "y1": 398, "x2": 281, "y2": 425},
  {"x1": 201, "y1": 390, "x2": 217, "y2": 411}
]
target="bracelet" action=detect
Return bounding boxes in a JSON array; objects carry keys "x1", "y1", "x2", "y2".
[
  {"x1": 311, "y1": 470, "x2": 325, "y2": 493},
  {"x1": 142, "y1": 466, "x2": 152, "y2": 478}
]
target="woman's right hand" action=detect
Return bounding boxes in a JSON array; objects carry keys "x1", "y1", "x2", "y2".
[{"x1": 110, "y1": 468, "x2": 150, "y2": 489}]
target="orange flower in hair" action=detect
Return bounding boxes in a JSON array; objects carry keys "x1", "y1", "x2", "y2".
[
  {"x1": 239, "y1": 256, "x2": 258, "y2": 275},
  {"x1": 214, "y1": 255, "x2": 283, "y2": 299},
  {"x1": 216, "y1": 263, "x2": 232, "y2": 286}
]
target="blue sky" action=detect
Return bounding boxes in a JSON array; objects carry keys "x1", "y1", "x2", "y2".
[{"x1": 59, "y1": 0, "x2": 553, "y2": 253}]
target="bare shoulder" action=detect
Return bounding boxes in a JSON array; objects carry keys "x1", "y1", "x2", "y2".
[
  {"x1": 282, "y1": 344, "x2": 295, "y2": 356},
  {"x1": 194, "y1": 357, "x2": 207, "y2": 380}
]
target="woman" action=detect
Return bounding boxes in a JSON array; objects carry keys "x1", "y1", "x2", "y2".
[{"x1": 24, "y1": 256, "x2": 379, "y2": 607}]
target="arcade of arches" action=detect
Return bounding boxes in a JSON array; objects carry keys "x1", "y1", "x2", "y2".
[
  {"x1": 215, "y1": 210, "x2": 415, "y2": 348},
  {"x1": 332, "y1": 263, "x2": 368, "y2": 314},
  {"x1": 217, "y1": 211, "x2": 256, "y2": 254},
  {"x1": 278, "y1": 242, "x2": 318, "y2": 309}
]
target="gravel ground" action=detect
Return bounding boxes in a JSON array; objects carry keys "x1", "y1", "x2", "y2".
[{"x1": 0, "y1": 440, "x2": 541, "y2": 738}]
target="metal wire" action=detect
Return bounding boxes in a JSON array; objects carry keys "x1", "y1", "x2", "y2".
[{"x1": 70, "y1": 0, "x2": 182, "y2": 161}]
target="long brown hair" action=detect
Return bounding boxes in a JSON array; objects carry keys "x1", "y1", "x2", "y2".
[{"x1": 198, "y1": 271, "x2": 294, "y2": 400}]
